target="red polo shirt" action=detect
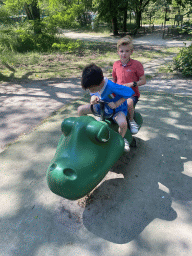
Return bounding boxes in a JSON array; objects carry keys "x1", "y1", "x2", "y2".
[{"x1": 112, "y1": 59, "x2": 144, "y2": 98}]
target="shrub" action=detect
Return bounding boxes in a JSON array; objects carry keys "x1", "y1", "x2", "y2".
[
  {"x1": 170, "y1": 22, "x2": 192, "y2": 36},
  {"x1": 0, "y1": 29, "x2": 56, "y2": 52},
  {"x1": 180, "y1": 21, "x2": 192, "y2": 35},
  {"x1": 0, "y1": 21, "x2": 56, "y2": 53},
  {"x1": 52, "y1": 39, "x2": 81, "y2": 52},
  {"x1": 16, "y1": 30, "x2": 56, "y2": 52},
  {"x1": 0, "y1": 28, "x2": 18, "y2": 51},
  {"x1": 0, "y1": 23, "x2": 81, "y2": 53},
  {"x1": 0, "y1": 6, "x2": 11, "y2": 25},
  {"x1": 172, "y1": 44, "x2": 192, "y2": 77}
]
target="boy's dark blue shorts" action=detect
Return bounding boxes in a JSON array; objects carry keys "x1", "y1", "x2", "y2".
[{"x1": 130, "y1": 96, "x2": 139, "y2": 106}]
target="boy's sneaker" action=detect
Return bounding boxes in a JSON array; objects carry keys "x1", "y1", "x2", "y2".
[
  {"x1": 95, "y1": 116, "x2": 102, "y2": 121},
  {"x1": 124, "y1": 138, "x2": 130, "y2": 152},
  {"x1": 129, "y1": 120, "x2": 139, "y2": 134}
]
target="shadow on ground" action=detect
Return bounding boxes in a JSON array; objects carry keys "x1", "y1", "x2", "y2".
[
  {"x1": 82, "y1": 91, "x2": 192, "y2": 245},
  {"x1": 0, "y1": 77, "x2": 84, "y2": 152}
]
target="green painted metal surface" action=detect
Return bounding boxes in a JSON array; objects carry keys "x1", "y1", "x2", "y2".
[{"x1": 134, "y1": 111, "x2": 143, "y2": 128}]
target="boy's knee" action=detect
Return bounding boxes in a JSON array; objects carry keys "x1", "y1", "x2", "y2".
[
  {"x1": 127, "y1": 98, "x2": 134, "y2": 107},
  {"x1": 78, "y1": 104, "x2": 91, "y2": 116},
  {"x1": 119, "y1": 120, "x2": 127, "y2": 130},
  {"x1": 77, "y1": 106, "x2": 84, "y2": 116}
]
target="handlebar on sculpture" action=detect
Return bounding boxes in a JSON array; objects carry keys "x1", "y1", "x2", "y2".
[{"x1": 91, "y1": 99, "x2": 116, "y2": 121}]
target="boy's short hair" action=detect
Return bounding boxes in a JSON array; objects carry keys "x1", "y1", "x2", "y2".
[
  {"x1": 81, "y1": 63, "x2": 104, "y2": 90},
  {"x1": 117, "y1": 36, "x2": 133, "y2": 50}
]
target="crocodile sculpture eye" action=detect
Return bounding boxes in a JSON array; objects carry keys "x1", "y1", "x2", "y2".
[
  {"x1": 61, "y1": 117, "x2": 76, "y2": 136},
  {"x1": 86, "y1": 121, "x2": 110, "y2": 143}
]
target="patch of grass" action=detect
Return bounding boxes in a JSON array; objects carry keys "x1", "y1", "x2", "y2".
[
  {"x1": 163, "y1": 47, "x2": 180, "y2": 54},
  {"x1": 159, "y1": 65, "x2": 171, "y2": 73},
  {"x1": 145, "y1": 74, "x2": 154, "y2": 80}
]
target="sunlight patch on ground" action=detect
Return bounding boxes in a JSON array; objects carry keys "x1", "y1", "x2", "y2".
[{"x1": 0, "y1": 191, "x2": 20, "y2": 217}]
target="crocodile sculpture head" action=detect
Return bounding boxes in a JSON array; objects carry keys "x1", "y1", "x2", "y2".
[{"x1": 46, "y1": 116, "x2": 124, "y2": 200}]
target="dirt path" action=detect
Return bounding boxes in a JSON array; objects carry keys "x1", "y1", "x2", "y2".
[{"x1": 62, "y1": 28, "x2": 192, "y2": 47}]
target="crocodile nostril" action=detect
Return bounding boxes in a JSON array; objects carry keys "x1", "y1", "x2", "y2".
[
  {"x1": 50, "y1": 163, "x2": 57, "y2": 171},
  {"x1": 63, "y1": 168, "x2": 77, "y2": 180}
]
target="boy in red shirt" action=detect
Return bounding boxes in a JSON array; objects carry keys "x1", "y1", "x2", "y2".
[{"x1": 112, "y1": 36, "x2": 146, "y2": 134}]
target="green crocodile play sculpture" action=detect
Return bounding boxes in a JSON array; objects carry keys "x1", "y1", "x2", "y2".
[{"x1": 46, "y1": 111, "x2": 142, "y2": 200}]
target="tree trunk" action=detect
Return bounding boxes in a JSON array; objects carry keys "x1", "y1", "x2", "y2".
[
  {"x1": 123, "y1": 9, "x2": 127, "y2": 32},
  {"x1": 32, "y1": 0, "x2": 41, "y2": 34},
  {"x1": 112, "y1": 17, "x2": 118, "y2": 35},
  {"x1": 24, "y1": 0, "x2": 41, "y2": 34},
  {"x1": 24, "y1": 3, "x2": 33, "y2": 20},
  {"x1": 136, "y1": 9, "x2": 142, "y2": 28}
]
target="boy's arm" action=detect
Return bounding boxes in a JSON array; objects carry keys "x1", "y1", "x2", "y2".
[
  {"x1": 124, "y1": 75, "x2": 146, "y2": 87},
  {"x1": 108, "y1": 82, "x2": 134, "y2": 109},
  {"x1": 112, "y1": 65, "x2": 117, "y2": 83},
  {"x1": 108, "y1": 98, "x2": 126, "y2": 109},
  {"x1": 111, "y1": 81, "x2": 135, "y2": 98}
]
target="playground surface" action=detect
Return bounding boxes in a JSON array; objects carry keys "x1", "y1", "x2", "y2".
[{"x1": 0, "y1": 31, "x2": 192, "y2": 256}]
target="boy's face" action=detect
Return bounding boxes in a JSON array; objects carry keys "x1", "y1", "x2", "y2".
[
  {"x1": 117, "y1": 44, "x2": 133, "y2": 64},
  {"x1": 88, "y1": 80, "x2": 104, "y2": 93}
]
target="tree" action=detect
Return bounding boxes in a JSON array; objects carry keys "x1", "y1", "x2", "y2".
[
  {"x1": 129, "y1": 0, "x2": 152, "y2": 28},
  {"x1": 173, "y1": 0, "x2": 192, "y2": 8},
  {"x1": 118, "y1": 0, "x2": 128, "y2": 32},
  {"x1": 24, "y1": 0, "x2": 41, "y2": 34},
  {"x1": 95, "y1": 0, "x2": 119, "y2": 35},
  {"x1": 3, "y1": 0, "x2": 78, "y2": 33},
  {"x1": 3, "y1": 0, "x2": 91, "y2": 33},
  {"x1": 3, "y1": 0, "x2": 42, "y2": 33},
  {"x1": 94, "y1": 0, "x2": 156, "y2": 34}
]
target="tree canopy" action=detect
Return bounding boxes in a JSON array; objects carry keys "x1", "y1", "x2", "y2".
[{"x1": 2, "y1": 0, "x2": 192, "y2": 35}]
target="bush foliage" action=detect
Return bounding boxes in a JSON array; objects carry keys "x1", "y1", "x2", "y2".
[
  {"x1": 0, "y1": 27, "x2": 55, "y2": 52},
  {"x1": 170, "y1": 21, "x2": 192, "y2": 36},
  {"x1": 173, "y1": 44, "x2": 192, "y2": 77},
  {"x1": 50, "y1": 4, "x2": 84, "y2": 29},
  {"x1": 0, "y1": 22, "x2": 81, "y2": 53},
  {"x1": 180, "y1": 21, "x2": 192, "y2": 35}
]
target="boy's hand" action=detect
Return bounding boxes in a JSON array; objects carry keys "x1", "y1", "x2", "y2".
[
  {"x1": 108, "y1": 102, "x2": 117, "y2": 109},
  {"x1": 90, "y1": 95, "x2": 99, "y2": 105}
]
